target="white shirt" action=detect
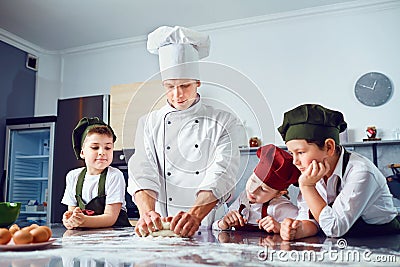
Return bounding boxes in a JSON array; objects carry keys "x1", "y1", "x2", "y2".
[
  {"x1": 297, "y1": 148, "x2": 398, "y2": 237},
  {"x1": 128, "y1": 97, "x2": 243, "y2": 227},
  {"x1": 212, "y1": 191, "x2": 298, "y2": 230},
  {"x1": 61, "y1": 166, "x2": 127, "y2": 211}
]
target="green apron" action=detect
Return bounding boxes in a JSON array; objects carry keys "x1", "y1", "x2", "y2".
[
  {"x1": 309, "y1": 149, "x2": 400, "y2": 236},
  {"x1": 75, "y1": 167, "x2": 131, "y2": 227}
]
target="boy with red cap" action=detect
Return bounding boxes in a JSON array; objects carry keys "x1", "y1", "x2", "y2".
[{"x1": 213, "y1": 144, "x2": 300, "y2": 233}]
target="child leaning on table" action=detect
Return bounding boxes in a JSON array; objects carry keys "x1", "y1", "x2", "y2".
[
  {"x1": 61, "y1": 117, "x2": 131, "y2": 229},
  {"x1": 278, "y1": 104, "x2": 400, "y2": 240},
  {"x1": 213, "y1": 144, "x2": 300, "y2": 233}
]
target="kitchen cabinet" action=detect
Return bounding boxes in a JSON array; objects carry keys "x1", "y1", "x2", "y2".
[{"x1": 342, "y1": 140, "x2": 400, "y2": 177}]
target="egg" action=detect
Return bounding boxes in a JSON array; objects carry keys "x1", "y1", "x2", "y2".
[
  {"x1": 8, "y1": 224, "x2": 20, "y2": 235},
  {"x1": 22, "y1": 223, "x2": 39, "y2": 232},
  {"x1": 12, "y1": 230, "x2": 33, "y2": 244},
  {"x1": 39, "y1": 226, "x2": 52, "y2": 239},
  {"x1": 0, "y1": 228, "x2": 12, "y2": 244},
  {"x1": 30, "y1": 227, "x2": 50, "y2": 243}
]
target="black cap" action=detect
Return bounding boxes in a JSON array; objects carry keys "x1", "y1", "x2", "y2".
[
  {"x1": 278, "y1": 104, "x2": 347, "y2": 144},
  {"x1": 72, "y1": 117, "x2": 116, "y2": 160}
]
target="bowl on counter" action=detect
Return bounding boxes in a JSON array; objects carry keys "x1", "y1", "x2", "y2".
[{"x1": 0, "y1": 202, "x2": 21, "y2": 227}]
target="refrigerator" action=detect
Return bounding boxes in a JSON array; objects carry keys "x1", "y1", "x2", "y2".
[{"x1": 3, "y1": 116, "x2": 56, "y2": 227}]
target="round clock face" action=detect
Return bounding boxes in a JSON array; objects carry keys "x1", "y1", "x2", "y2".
[{"x1": 354, "y1": 72, "x2": 393, "y2": 107}]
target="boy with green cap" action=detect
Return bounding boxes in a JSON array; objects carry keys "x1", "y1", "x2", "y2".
[
  {"x1": 278, "y1": 104, "x2": 399, "y2": 240},
  {"x1": 61, "y1": 117, "x2": 131, "y2": 229}
]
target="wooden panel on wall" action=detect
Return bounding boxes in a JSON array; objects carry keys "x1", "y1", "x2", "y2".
[{"x1": 110, "y1": 81, "x2": 166, "y2": 150}]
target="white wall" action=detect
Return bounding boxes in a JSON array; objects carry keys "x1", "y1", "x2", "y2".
[
  {"x1": 59, "y1": 42, "x2": 158, "y2": 98},
  {"x1": 35, "y1": 1, "x2": 400, "y2": 145},
  {"x1": 35, "y1": 52, "x2": 62, "y2": 116}
]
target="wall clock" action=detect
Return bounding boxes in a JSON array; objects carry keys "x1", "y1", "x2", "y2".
[{"x1": 354, "y1": 72, "x2": 393, "y2": 107}]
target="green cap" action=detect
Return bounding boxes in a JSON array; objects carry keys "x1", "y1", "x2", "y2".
[
  {"x1": 72, "y1": 117, "x2": 116, "y2": 160},
  {"x1": 277, "y1": 104, "x2": 347, "y2": 144}
]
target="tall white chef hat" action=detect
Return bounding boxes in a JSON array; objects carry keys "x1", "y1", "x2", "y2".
[{"x1": 147, "y1": 26, "x2": 210, "y2": 81}]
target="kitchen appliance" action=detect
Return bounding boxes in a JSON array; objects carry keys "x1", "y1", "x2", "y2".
[
  {"x1": 3, "y1": 116, "x2": 56, "y2": 226},
  {"x1": 111, "y1": 149, "x2": 138, "y2": 219}
]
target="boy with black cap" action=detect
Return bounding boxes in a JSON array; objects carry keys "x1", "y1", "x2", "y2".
[
  {"x1": 278, "y1": 104, "x2": 399, "y2": 240},
  {"x1": 61, "y1": 117, "x2": 131, "y2": 229},
  {"x1": 213, "y1": 144, "x2": 299, "y2": 233}
]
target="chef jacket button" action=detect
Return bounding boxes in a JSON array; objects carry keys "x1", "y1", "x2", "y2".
[
  {"x1": 167, "y1": 172, "x2": 171, "y2": 176},
  {"x1": 167, "y1": 146, "x2": 170, "y2": 150},
  {"x1": 167, "y1": 121, "x2": 171, "y2": 124},
  {"x1": 195, "y1": 171, "x2": 199, "y2": 175},
  {"x1": 195, "y1": 119, "x2": 199, "y2": 123},
  {"x1": 194, "y1": 144, "x2": 198, "y2": 148},
  {"x1": 169, "y1": 197, "x2": 172, "y2": 201}
]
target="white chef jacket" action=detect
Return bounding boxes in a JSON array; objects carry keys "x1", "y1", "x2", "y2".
[
  {"x1": 127, "y1": 96, "x2": 242, "y2": 227},
  {"x1": 296, "y1": 148, "x2": 398, "y2": 237},
  {"x1": 212, "y1": 191, "x2": 298, "y2": 230}
]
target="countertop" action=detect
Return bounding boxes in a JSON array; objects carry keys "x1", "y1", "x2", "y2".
[{"x1": 0, "y1": 224, "x2": 399, "y2": 266}]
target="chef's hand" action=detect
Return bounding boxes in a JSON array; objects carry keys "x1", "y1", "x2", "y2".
[
  {"x1": 170, "y1": 211, "x2": 201, "y2": 237},
  {"x1": 219, "y1": 210, "x2": 247, "y2": 230},
  {"x1": 135, "y1": 210, "x2": 163, "y2": 237},
  {"x1": 280, "y1": 218, "x2": 302, "y2": 241},
  {"x1": 257, "y1": 216, "x2": 280, "y2": 233},
  {"x1": 299, "y1": 159, "x2": 330, "y2": 187},
  {"x1": 62, "y1": 210, "x2": 75, "y2": 230}
]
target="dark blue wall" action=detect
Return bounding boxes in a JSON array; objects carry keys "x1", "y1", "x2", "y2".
[{"x1": 0, "y1": 40, "x2": 36, "y2": 180}]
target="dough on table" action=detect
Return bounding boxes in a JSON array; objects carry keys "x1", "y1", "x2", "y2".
[{"x1": 139, "y1": 221, "x2": 180, "y2": 237}]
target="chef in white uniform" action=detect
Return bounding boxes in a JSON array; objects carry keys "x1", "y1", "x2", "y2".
[{"x1": 128, "y1": 26, "x2": 243, "y2": 237}]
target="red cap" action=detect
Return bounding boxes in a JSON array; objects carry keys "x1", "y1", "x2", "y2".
[{"x1": 254, "y1": 144, "x2": 300, "y2": 191}]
